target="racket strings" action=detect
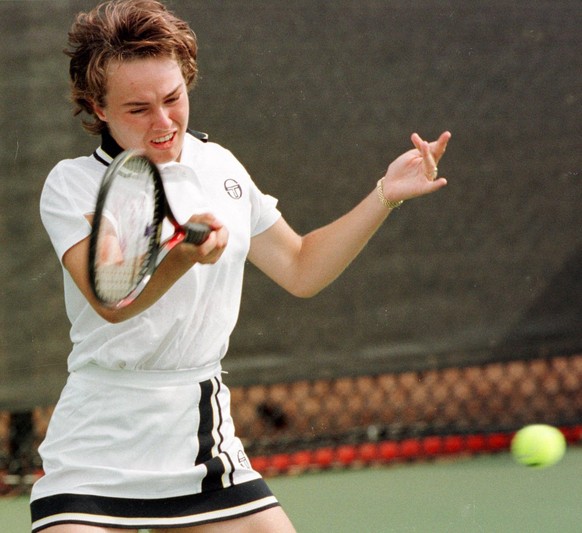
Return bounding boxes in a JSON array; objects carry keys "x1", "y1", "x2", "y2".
[{"x1": 93, "y1": 155, "x2": 161, "y2": 304}]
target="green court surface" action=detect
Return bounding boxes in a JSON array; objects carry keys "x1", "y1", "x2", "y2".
[
  {"x1": 2, "y1": 449, "x2": 581, "y2": 533},
  {"x1": 269, "y1": 449, "x2": 582, "y2": 532}
]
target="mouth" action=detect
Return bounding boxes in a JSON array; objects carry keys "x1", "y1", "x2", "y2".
[{"x1": 151, "y1": 132, "x2": 176, "y2": 146}]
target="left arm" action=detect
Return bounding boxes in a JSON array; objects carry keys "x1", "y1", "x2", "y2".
[{"x1": 248, "y1": 131, "x2": 451, "y2": 297}]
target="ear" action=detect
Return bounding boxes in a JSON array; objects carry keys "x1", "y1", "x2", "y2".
[{"x1": 92, "y1": 100, "x2": 108, "y2": 122}]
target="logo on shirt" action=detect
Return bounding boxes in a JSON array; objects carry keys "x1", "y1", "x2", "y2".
[{"x1": 224, "y1": 179, "x2": 242, "y2": 200}]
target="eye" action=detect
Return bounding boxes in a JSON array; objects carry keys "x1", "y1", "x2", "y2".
[{"x1": 129, "y1": 108, "x2": 147, "y2": 115}]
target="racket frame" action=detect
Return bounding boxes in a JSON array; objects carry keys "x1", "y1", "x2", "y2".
[{"x1": 89, "y1": 150, "x2": 209, "y2": 309}]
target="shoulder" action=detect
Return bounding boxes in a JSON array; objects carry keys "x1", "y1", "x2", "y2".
[
  {"x1": 46, "y1": 153, "x2": 104, "y2": 181},
  {"x1": 41, "y1": 154, "x2": 103, "y2": 208},
  {"x1": 183, "y1": 130, "x2": 245, "y2": 169}
]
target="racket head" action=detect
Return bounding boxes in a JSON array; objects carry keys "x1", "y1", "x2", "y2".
[{"x1": 89, "y1": 150, "x2": 165, "y2": 308}]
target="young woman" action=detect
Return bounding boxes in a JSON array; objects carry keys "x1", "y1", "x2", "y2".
[{"x1": 31, "y1": 1, "x2": 451, "y2": 531}]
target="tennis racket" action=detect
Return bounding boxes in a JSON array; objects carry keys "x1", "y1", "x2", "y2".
[{"x1": 88, "y1": 150, "x2": 210, "y2": 309}]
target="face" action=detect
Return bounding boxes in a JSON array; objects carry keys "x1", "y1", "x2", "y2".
[{"x1": 94, "y1": 56, "x2": 189, "y2": 164}]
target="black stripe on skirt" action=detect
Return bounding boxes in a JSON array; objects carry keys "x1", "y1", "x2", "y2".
[
  {"x1": 30, "y1": 478, "x2": 278, "y2": 532},
  {"x1": 196, "y1": 377, "x2": 238, "y2": 491}
]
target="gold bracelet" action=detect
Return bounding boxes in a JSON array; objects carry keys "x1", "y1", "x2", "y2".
[{"x1": 376, "y1": 178, "x2": 403, "y2": 209}]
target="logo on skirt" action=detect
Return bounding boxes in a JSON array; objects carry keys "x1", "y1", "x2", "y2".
[{"x1": 237, "y1": 449, "x2": 250, "y2": 469}]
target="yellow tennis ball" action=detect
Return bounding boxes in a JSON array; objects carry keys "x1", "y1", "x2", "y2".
[{"x1": 511, "y1": 424, "x2": 566, "y2": 468}]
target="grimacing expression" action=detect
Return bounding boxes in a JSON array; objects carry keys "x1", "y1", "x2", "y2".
[{"x1": 94, "y1": 57, "x2": 190, "y2": 164}]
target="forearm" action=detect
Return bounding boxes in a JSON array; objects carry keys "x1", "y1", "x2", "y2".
[
  {"x1": 64, "y1": 220, "x2": 228, "y2": 323},
  {"x1": 294, "y1": 188, "x2": 393, "y2": 296},
  {"x1": 98, "y1": 251, "x2": 196, "y2": 322},
  {"x1": 63, "y1": 237, "x2": 195, "y2": 323},
  {"x1": 250, "y1": 186, "x2": 395, "y2": 298}
]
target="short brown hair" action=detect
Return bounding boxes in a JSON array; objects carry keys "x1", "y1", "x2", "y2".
[{"x1": 65, "y1": 0, "x2": 198, "y2": 135}]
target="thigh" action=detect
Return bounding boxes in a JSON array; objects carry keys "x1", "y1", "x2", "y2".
[{"x1": 157, "y1": 506, "x2": 296, "y2": 533}]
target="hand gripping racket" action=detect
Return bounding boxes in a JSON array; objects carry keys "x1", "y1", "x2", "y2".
[{"x1": 89, "y1": 150, "x2": 210, "y2": 309}]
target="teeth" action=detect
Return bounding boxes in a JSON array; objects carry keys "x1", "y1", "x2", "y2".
[{"x1": 153, "y1": 133, "x2": 173, "y2": 144}]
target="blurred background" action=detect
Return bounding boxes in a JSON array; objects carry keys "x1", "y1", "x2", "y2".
[{"x1": 0, "y1": 0, "x2": 581, "y2": 494}]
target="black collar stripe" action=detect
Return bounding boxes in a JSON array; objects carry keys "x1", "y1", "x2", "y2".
[
  {"x1": 93, "y1": 129, "x2": 209, "y2": 167},
  {"x1": 92, "y1": 150, "x2": 110, "y2": 167}
]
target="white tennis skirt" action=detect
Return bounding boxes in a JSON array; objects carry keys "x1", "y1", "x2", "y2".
[{"x1": 30, "y1": 364, "x2": 278, "y2": 532}]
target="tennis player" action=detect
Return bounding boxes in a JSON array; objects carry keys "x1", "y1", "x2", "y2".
[{"x1": 31, "y1": 1, "x2": 451, "y2": 531}]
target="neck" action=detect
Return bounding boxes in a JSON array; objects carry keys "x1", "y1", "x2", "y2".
[{"x1": 100, "y1": 129, "x2": 124, "y2": 159}]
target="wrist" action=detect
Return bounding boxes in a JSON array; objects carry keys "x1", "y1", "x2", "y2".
[{"x1": 376, "y1": 178, "x2": 403, "y2": 210}]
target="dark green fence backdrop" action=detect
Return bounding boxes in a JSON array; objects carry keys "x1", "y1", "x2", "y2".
[{"x1": 1, "y1": 0, "x2": 581, "y2": 408}]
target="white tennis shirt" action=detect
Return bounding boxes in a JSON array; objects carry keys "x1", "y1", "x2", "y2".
[{"x1": 40, "y1": 132, "x2": 281, "y2": 373}]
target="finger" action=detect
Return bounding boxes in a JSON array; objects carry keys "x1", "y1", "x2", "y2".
[
  {"x1": 436, "y1": 131, "x2": 451, "y2": 156},
  {"x1": 215, "y1": 227, "x2": 229, "y2": 249},
  {"x1": 412, "y1": 131, "x2": 450, "y2": 163},
  {"x1": 410, "y1": 132, "x2": 424, "y2": 151},
  {"x1": 198, "y1": 237, "x2": 228, "y2": 264},
  {"x1": 431, "y1": 131, "x2": 452, "y2": 161},
  {"x1": 419, "y1": 141, "x2": 438, "y2": 180},
  {"x1": 430, "y1": 177, "x2": 448, "y2": 191},
  {"x1": 189, "y1": 212, "x2": 224, "y2": 231}
]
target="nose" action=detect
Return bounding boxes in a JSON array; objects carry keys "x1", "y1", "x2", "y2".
[{"x1": 152, "y1": 106, "x2": 172, "y2": 130}]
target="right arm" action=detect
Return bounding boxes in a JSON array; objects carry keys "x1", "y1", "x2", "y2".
[{"x1": 64, "y1": 213, "x2": 229, "y2": 323}]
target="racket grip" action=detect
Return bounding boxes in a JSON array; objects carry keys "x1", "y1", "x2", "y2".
[{"x1": 183, "y1": 222, "x2": 211, "y2": 245}]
